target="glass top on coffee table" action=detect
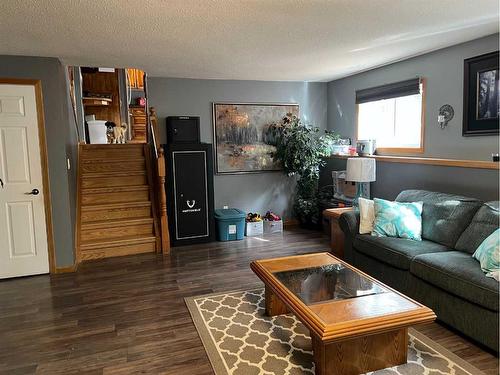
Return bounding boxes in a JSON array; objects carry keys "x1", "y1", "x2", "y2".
[{"x1": 273, "y1": 263, "x2": 386, "y2": 305}]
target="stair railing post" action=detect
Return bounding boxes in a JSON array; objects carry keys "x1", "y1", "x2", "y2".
[{"x1": 157, "y1": 148, "x2": 170, "y2": 253}]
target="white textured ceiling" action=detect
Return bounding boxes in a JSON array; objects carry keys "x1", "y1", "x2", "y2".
[{"x1": 0, "y1": 0, "x2": 498, "y2": 81}]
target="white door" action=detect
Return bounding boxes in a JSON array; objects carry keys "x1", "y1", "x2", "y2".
[{"x1": 0, "y1": 84, "x2": 49, "y2": 278}]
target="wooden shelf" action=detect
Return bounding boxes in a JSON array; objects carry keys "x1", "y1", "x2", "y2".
[
  {"x1": 81, "y1": 70, "x2": 122, "y2": 125},
  {"x1": 127, "y1": 68, "x2": 145, "y2": 90},
  {"x1": 83, "y1": 97, "x2": 112, "y2": 107},
  {"x1": 328, "y1": 154, "x2": 499, "y2": 170}
]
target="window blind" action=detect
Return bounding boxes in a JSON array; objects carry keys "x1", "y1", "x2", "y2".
[{"x1": 355, "y1": 78, "x2": 421, "y2": 104}]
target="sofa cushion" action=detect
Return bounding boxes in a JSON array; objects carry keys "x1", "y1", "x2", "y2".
[
  {"x1": 411, "y1": 251, "x2": 499, "y2": 311},
  {"x1": 396, "y1": 190, "x2": 482, "y2": 248},
  {"x1": 354, "y1": 234, "x2": 451, "y2": 270},
  {"x1": 455, "y1": 201, "x2": 499, "y2": 254}
]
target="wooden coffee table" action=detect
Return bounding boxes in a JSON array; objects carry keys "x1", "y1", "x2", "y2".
[{"x1": 250, "y1": 252, "x2": 436, "y2": 375}]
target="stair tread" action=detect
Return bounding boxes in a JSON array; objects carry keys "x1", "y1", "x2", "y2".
[
  {"x1": 81, "y1": 217, "x2": 154, "y2": 229},
  {"x1": 81, "y1": 158, "x2": 145, "y2": 164},
  {"x1": 82, "y1": 144, "x2": 144, "y2": 149},
  {"x1": 81, "y1": 156, "x2": 145, "y2": 162},
  {"x1": 80, "y1": 234, "x2": 156, "y2": 249},
  {"x1": 81, "y1": 159, "x2": 145, "y2": 165},
  {"x1": 82, "y1": 170, "x2": 146, "y2": 178},
  {"x1": 81, "y1": 201, "x2": 152, "y2": 211},
  {"x1": 81, "y1": 185, "x2": 149, "y2": 194}
]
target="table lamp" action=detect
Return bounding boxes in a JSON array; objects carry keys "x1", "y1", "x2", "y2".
[{"x1": 346, "y1": 158, "x2": 376, "y2": 207}]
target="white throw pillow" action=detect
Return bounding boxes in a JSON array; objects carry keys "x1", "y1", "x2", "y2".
[{"x1": 358, "y1": 197, "x2": 375, "y2": 234}]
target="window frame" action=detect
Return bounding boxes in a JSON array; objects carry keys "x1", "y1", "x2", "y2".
[{"x1": 355, "y1": 78, "x2": 426, "y2": 154}]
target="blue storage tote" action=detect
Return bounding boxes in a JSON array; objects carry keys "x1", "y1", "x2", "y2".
[{"x1": 214, "y1": 208, "x2": 246, "y2": 241}]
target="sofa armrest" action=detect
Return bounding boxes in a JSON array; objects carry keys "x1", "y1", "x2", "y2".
[
  {"x1": 339, "y1": 211, "x2": 360, "y2": 237},
  {"x1": 339, "y1": 211, "x2": 360, "y2": 263}
]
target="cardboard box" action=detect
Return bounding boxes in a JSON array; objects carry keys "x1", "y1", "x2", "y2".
[{"x1": 245, "y1": 221, "x2": 263, "y2": 236}]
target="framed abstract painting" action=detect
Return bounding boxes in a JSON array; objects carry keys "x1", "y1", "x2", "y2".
[
  {"x1": 212, "y1": 102, "x2": 299, "y2": 174},
  {"x1": 463, "y1": 51, "x2": 499, "y2": 136}
]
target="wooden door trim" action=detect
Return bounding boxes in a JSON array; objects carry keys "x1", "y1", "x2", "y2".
[
  {"x1": 355, "y1": 78, "x2": 426, "y2": 154},
  {"x1": 0, "y1": 78, "x2": 57, "y2": 274}
]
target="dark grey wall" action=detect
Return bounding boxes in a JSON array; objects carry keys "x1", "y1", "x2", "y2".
[
  {"x1": 324, "y1": 34, "x2": 499, "y2": 202},
  {"x1": 0, "y1": 56, "x2": 77, "y2": 267},
  {"x1": 322, "y1": 158, "x2": 499, "y2": 202},
  {"x1": 148, "y1": 78, "x2": 327, "y2": 219},
  {"x1": 327, "y1": 34, "x2": 499, "y2": 160}
]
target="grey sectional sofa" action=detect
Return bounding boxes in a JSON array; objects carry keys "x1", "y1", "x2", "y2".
[{"x1": 339, "y1": 190, "x2": 499, "y2": 352}]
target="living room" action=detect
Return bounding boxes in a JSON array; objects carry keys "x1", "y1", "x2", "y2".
[{"x1": 0, "y1": 1, "x2": 499, "y2": 374}]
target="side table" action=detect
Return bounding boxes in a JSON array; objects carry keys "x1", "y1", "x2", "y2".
[{"x1": 322, "y1": 207, "x2": 354, "y2": 259}]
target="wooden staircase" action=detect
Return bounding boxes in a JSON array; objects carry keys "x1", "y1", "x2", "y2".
[{"x1": 76, "y1": 143, "x2": 160, "y2": 261}]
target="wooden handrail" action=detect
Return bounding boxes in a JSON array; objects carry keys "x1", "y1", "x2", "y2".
[
  {"x1": 147, "y1": 106, "x2": 171, "y2": 254},
  {"x1": 150, "y1": 107, "x2": 160, "y2": 152},
  {"x1": 143, "y1": 143, "x2": 162, "y2": 253},
  {"x1": 328, "y1": 154, "x2": 499, "y2": 170}
]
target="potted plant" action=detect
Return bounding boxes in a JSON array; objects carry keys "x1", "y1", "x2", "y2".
[{"x1": 269, "y1": 115, "x2": 339, "y2": 226}]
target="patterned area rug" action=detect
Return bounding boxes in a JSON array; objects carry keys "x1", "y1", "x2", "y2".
[{"x1": 185, "y1": 289, "x2": 485, "y2": 375}]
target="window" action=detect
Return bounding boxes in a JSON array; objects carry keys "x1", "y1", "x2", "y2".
[{"x1": 356, "y1": 78, "x2": 425, "y2": 152}]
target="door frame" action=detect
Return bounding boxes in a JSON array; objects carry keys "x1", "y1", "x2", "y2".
[{"x1": 0, "y1": 78, "x2": 56, "y2": 274}]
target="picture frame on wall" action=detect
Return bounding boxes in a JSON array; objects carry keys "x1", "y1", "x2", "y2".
[
  {"x1": 212, "y1": 102, "x2": 299, "y2": 174},
  {"x1": 463, "y1": 51, "x2": 499, "y2": 136}
]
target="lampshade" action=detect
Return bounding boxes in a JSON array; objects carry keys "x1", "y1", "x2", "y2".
[{"x1": 346, "y1": 158, "x2": 376, "y2": 182}]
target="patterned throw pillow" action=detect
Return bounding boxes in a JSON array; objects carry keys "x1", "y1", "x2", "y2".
[
  {"x1": 372, "y1": 198, "x2": 423, "y2": 241},
  {"x1": 472, "y1": 228, "x2": 500, "y2": 281}
]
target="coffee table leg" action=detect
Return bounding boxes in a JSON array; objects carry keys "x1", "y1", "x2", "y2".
[
  {"x1": 264, "y1": 285, "x2": 288, "y2": 316},
  {"x1": 312, "y1": 328, "x2": 408, "y2": 375}
]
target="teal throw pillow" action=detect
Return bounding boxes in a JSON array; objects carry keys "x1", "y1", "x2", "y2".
[
  {"x1": 472, "y1": 228, "x2": 499, "y2": 281},
  {"x1": 372, "y1": 198, "x2": 423, "y2": 241}
]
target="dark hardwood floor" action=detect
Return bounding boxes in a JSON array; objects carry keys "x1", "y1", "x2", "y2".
[{"x1": 0, "y1": 228, "x2": 497, "y2": 374}]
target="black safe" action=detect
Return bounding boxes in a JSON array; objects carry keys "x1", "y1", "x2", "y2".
[
  {"x1": 163, "y1": 143, "x2": 215, "y2": 246},
  {"x1": 166, "y1": 116, "x2": 200, "y2": 144}
]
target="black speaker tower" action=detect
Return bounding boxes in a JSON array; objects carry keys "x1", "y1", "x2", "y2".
[{"x1": 166, "y1": 116, "x2": 200, "y2": 144}]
